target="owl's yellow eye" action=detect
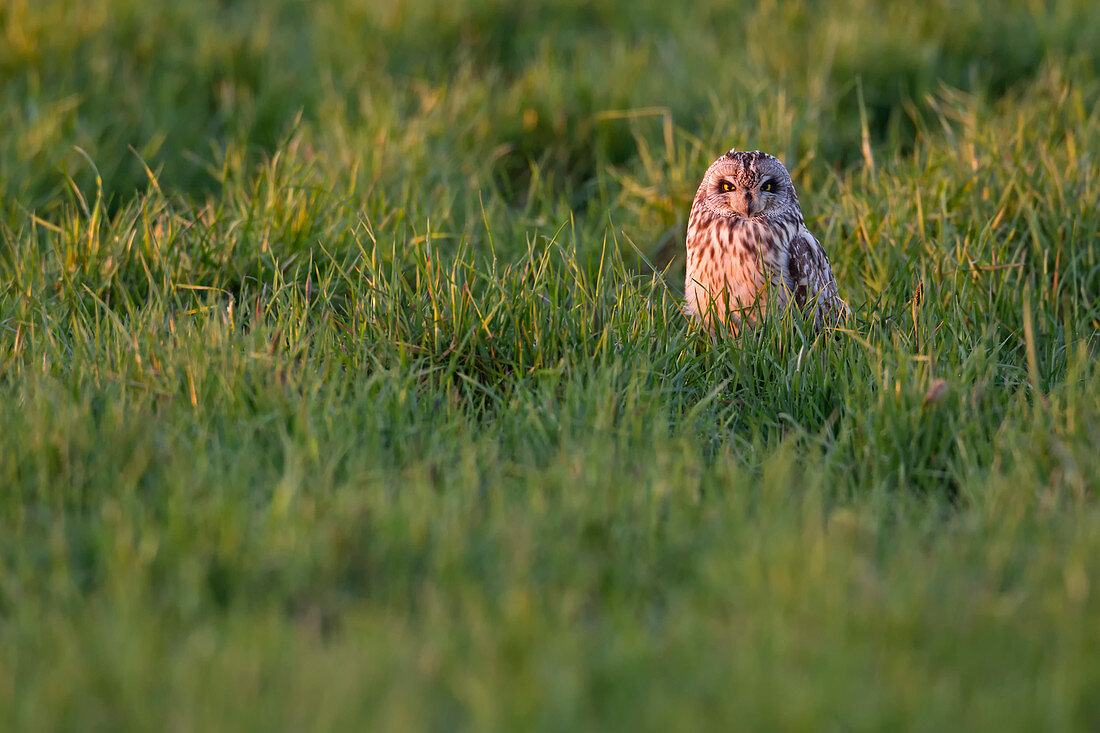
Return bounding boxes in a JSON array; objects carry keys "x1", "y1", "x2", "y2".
[
  {"x1": 761, "y1": 181, "x2": 774, "y2": 193},
  {"x1": 720, "y1": 181, "x2": 734, "y2": 192}
]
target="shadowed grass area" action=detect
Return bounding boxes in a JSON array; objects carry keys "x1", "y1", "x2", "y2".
[{"x1": 2, "y1": 0, "x2": 1100, "y2": 730}]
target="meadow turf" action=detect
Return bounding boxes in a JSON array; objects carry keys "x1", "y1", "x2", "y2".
[{"x1": 2, "y1": 0, "x2": 1100, "y2": 729}]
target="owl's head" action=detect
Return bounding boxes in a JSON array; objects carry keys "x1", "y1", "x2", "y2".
[{"x1": 698, "y1": 149, "x2": 799, "y2": 220}]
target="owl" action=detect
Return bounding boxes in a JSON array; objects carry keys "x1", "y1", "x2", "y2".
[{"x1": 684, "y1": 149, "x2": 848, "y2": 333}]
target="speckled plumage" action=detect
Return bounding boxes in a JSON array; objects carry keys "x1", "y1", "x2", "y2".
[{"x1": 684, "y1": 149, "x2": 848, "y2": 333}]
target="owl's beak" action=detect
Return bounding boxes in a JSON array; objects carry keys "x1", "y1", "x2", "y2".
[{"x1": 730, "y1": 191, "x2": 758, "y2": 217}]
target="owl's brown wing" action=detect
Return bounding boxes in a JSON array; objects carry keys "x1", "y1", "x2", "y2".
[{"x1": 784, "y1": 225, "x2": 849, "y2": 328}]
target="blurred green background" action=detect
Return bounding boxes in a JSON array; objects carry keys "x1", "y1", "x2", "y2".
[
  {"x1": 6, "y1": 0, "x2": 1098, "y2": 235},
  {"x1": 2, "y1": 0, "x2": 1100, "y2": 730}
]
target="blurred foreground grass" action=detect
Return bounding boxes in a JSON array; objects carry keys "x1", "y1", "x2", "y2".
[{"x1": 2, "y1": 0, "x2": 1100, "y2": 730}]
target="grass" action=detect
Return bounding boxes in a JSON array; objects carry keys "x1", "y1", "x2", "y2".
[{"x1": 2, "y1": 0, "x2": 1100, "y2": 729}]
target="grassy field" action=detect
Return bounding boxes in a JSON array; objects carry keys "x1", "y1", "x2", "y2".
[{"x1": 3, "y1": 0, "x2": 1100, "y2": 729}]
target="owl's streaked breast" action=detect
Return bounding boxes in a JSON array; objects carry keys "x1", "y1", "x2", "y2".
[{"x1": 684, "y1": 212, "x2": 796, "y2": 330}]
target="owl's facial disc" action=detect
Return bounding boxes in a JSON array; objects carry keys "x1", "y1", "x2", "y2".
[
  {"x1": 714, "y1": 179, "x2": 763, "y2": 217},
  {"x1": 755, "y1": 178, "x2": 782, "y2": 213},
  {"x1": 726, "y1": 185, "x2": 758, "y2": 217},
  {"x1": 705, "y1": 150, "x2": 796, "y2": 219}
]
